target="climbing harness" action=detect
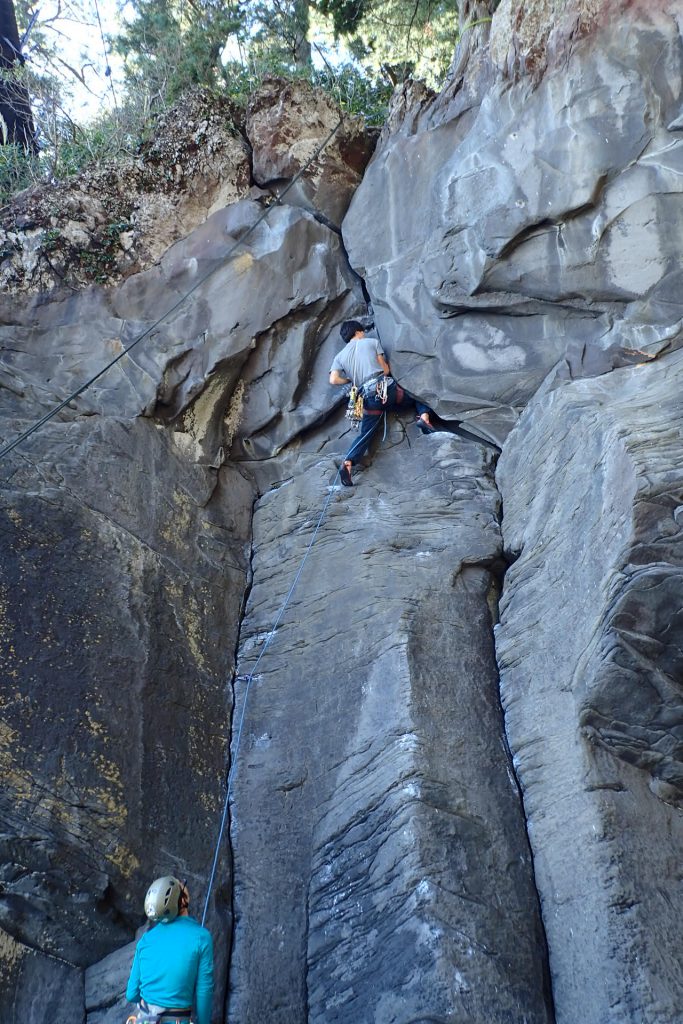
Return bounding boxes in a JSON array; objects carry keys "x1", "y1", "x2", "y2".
[
  {"x1": 346, "y1": 374, "x2": 393, "y2": 428},
  {"x1": 126, "y1": 1004, "x2": 192, "y2": 1024},
  {"x1": 346, "y1": 376, "x2": 385, "y2": 428}
]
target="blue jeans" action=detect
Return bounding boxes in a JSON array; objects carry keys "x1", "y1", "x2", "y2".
[{"x1": 344, "y1": 382, "x2": 430, "y2": 465}]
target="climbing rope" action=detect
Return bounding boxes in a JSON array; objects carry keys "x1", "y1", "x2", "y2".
[
  {"x1": 0, "y1": 114, "x2": 345, "y2": 462},
  {"x1": 200, "y1": 416, "x2": 380, "y2": 924},
  {"x1": 93, "y1": 0, "x2": 118, "y2": 111}
]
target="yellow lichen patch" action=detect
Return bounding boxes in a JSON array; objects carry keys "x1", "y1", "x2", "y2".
[
  {"x1": 0, "y1": 724, "x2": 34, "y2": 805},
  {"x1": 76, "y1": 753, "x2": 128, "y2": 829},
  {"x1": 183, "y1": 593, "x2": 207, "y2": 673},
  {"x1": 159, "y1": 488, "x2": 194, "y2": 547},
  {"x1": 84, "y1": 709, "x2": 108, "y2": 741},
  {"x1": 163, "y1": 579, "x2": 208, "y2": 673},
  {"x1": 92, "y1": 752, "x2": 124, "y2": 789},
  {"x1": 0, "y1": 690, "x2": 31, "y2": 713},
  {"x1": 107, "y1": 842, "x2": 141, "y2": 878},
  {"x1": 0, "y1": 720, "x2": 18, "y2": 748},
  {"x1": 0, "y1": 765, "x2": 34, "y2": 806},
  {"x1": 0, "y1": 929, "x2": 26, "y2": 971},
  {"x1": 89, "y1": 786, "x2": 126, "y2": 826},
  {"x1": 199, "y1": 788, "x2": 221, "y2": 813},
  {"x1": 7, "y1": 509, "x2": 21, "y2": 527},
  {"x1": 224, "y1": 379, "x2": 245, "y2": 448},
  {"x1": 0, "y1": 583, "x2": 11, "y2": 637},
  {"x1": 231, "y1": 252, "x2": 254, "y2": 275}
]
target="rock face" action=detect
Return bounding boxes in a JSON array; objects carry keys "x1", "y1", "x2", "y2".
[
  {"x1": 343, "y1": 1, "x2": 682, "y2": 443},
  {"x1": 0, "y1": 83, "x2": 367, "y2": 1024},
  {"x1": 2, "y1": 3, "x2": 683, "y2": 1024},
  {"x1": 495, "y1": 349, "x2": 683, "y2": 1024},
  {"x1": 0, "y1": 413, "x2": 252, "y2": 1018},
  {"x1": 229, "y1": 432, "x2": 551, "y2": 1024},
  {"x1": 246, "y1": 77, "x2": 377, "y2": 227}
]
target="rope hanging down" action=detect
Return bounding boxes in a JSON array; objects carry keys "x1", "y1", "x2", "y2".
[
  {"x1": 201, "y1": 465, "x2": 341, "y2": 925},
  {"x1": 0, "y1": 115, "x2": 345, "y2": 463},
  {"x1": 200, "y1": 413, "x2": 381, "y2": 924}
]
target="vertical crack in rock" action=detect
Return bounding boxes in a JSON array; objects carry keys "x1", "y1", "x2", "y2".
[
  {"x1": 223, "y1": 486, "x2": 259, "y2": 1023},
  {"x1": 228, "y1": 419, "x2": 554, "y2": 1023},
  {"x1": 488, "y1": 547, "x2": 557, "y2": 1024}
]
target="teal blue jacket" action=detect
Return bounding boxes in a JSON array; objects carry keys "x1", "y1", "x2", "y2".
[{"x1": 126, "y1": 916, "x2": 214, "y2": 1024}]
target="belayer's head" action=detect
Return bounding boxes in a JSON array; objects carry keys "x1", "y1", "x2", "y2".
[
  {"x1": 340, "y1": 320, "x2": 364, "y2": 344},
  {"x1": 144, "y1": 875, "x2": 188, "y2": 924}
]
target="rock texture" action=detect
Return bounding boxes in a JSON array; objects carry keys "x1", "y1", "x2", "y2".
[
  {"x1": 3, "y1": 3, "x2": 683, "y2": 1024},
  {"x1": 343, "y1": 1, "x2": 683, "y2": 443},
  {"x1": 0, "y1": 414, "x2": 252, "y2": 1016},
  {"x1": 246, "y1": 77, "x2": 377, "y2": 227},
  {"x1": 0, "y1": 82, "x2": 367, "y2": 1023},
  {"x1": 85, "y1": 941, "x2": 136, "y2": 1024},
  {"x1": 495, "y1": 348, "x2": 683, "y2": 1024},
  {"x1": 229, "y1": 429, "x2": 552, "y2": 1024}
]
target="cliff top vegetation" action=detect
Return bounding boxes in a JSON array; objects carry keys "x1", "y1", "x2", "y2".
[{"x1": 0, "y1": 0, "x2": 496, "y2": 205}]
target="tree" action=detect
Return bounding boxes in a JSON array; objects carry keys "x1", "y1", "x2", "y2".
[
  {"x1": 314, "y1": 0, "x2": 463, "y2": 88},
  {"x1": 0, "y1": 0, "x2": 37, "y2": 150},
  {"x1": 448, "y1": 0, "x2": 496, "y2": 82},
  {"x1": 113, "y1": 0, "x2": 243, "y2": 108}
]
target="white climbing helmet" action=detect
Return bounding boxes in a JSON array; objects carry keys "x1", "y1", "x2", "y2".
[{"x1": 144, "y1": 876, "x2": 183, "y2": 923}]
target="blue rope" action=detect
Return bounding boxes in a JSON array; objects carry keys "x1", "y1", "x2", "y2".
[{"x1": 201, "y1": 419, "x2": 380, "y2": 924}]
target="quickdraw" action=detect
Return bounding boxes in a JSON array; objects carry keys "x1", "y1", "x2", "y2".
[
  {"x1": 375, "y1": 376, "x2": 389, "y2": 404},
  {"x1": 345, "y1": 385, "x2": 364, "y2": 429}
]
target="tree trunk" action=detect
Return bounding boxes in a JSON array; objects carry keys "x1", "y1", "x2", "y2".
[
  {"x1": 0, "y1": 0, "x2": 37, "y2": 151},
  {"x1": 449, "y1": 0, "x2": 496, "y2": 83},
  {"x1": 292, "y1": 0, "x2": 311, "y2": 67}
]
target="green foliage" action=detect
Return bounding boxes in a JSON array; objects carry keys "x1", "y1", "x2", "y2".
[
  {"x1": 0, "y1": 102, "x2": 149, "y2": 207},
  {"x1": 0, "y1": 0, "x2": 471, "y2": 207},
  {"x1": 312, "y1": 63, "x2": 392, "y2": 124},
  {"x1": 0, "y1": 142, "x2": 39, "y2": 205},
  {"x1": 318, "y1": 0, "x2": 370, "y2": 38},
  {"x1": 220, "y1": 54, "x2": 391, "y2": 124},
  {"x1": 113, "y1": 0, "x2": 243, "y2": 107},
  {"x1": 243, "y1": 0, "x2": 312, "y2": 67},
  {"x1": 336, "y1": 0, "x2": 462, "y2": 86}
]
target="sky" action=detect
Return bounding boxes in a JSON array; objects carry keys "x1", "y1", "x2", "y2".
[
  {"x1": 24, "y1": 0, "x2": 127, "y2": 120},
  {"x1": 25, "y1": 0, "x2": 347, "y2": 123}
]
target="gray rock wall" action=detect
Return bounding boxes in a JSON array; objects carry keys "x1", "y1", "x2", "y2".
[
  {"x1": 229, "y1": 430, "x2": 552, "y2": 1024},
  {"x1": 342, "y1": 3, "x2": 683, "y2": 444},
  {"x1": 337, "y1": 2, "x2": 683, "y2": 1021},
  {"x1": 495, "y1": 349, "x2": 683, "y2": 1024},
  {"x1": 3, "y1": 3, "x2": 683, "y2": 1023},
  {"x1": 0, "y1": 106, "x2": 365, "y2": 1020}
]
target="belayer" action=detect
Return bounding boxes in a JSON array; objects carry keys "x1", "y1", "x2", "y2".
[
  {"x1": 125, "y1": 876, "x2": 214, "y2": 1024},
  {"x1": 329, "y1": 320, "x2": 437, "y2": 487}
]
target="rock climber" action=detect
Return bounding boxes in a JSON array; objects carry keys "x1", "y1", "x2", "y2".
[
  {"x1": 329, "y1": 320, "x2": 436, "y2": 487},
  {"x1": 125, "y1": 876, "x2": 214, "y2": 1024}
]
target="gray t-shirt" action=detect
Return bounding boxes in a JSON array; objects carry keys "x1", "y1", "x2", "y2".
[{"x1": 330, "y1": 335, "x2": 385, "y2": 386}]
